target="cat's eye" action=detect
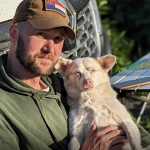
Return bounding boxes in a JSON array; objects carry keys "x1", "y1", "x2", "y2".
[
  {"x1": 74, "y1": 71, "x2": 81, "y2": 79},
  {"x1": 74, "y1": 71, "x2": 81, "y2": 75},
  {"x1": 90, "y1": 69, "x2": 96, "y2": 73}
]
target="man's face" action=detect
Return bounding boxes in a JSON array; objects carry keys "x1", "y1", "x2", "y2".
[{"x1": 15, "y1": 23, "x2": 65, "y2": 76}]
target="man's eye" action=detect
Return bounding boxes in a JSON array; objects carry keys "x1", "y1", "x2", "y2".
[
  {"x1": 37, "y1": 32, "x2": 45, "y2": 37},
  {"x1": 54, "y1": 37, "x2": 64, "y2": 43}
]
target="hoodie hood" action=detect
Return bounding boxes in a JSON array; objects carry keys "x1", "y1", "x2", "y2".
[{"x1": 0, "y1": 54, "x2": 69, "y2": 149}]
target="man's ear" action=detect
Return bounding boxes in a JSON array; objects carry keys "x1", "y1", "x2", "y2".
[
  {"x1": 9, "y1": 24, "x2": 17, "y2": 44},
  {"x1": 96, "y1": 54, "x2": 116, "y2": 72},
  {"x1": 55, "y1": 56, "x2": 72, "y2": 76}
]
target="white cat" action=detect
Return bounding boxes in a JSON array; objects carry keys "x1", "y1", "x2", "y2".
[{"x1": 55, "y1": 54, "x2": 149, "y2": 150}]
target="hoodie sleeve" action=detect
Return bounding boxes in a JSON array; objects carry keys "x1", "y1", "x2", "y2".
[
  {"x1": 0, "y1": 113, "x2": 20, "y2": 150},
  {"x1": 137, "y1": 123, "x2": 150, "y2": 148}
]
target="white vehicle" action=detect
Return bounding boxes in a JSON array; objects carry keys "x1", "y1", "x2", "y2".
[{"x1": 0, "y1": 0, "x2": 111, "y2": 58}]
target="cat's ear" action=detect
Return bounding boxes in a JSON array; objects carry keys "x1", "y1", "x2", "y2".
[
  {"x1": 96, "y1": 54, "x2": 116, "y2": 72},
  {"x1": 55, "y1": 56, "x2": 72, "y2": 76}
]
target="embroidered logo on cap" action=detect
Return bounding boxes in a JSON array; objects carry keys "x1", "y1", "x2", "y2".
[{"x1": 45, "y1": 0, "x2": 66, "y2": 16}]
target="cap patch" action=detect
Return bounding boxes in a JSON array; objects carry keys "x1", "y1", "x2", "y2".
[{"x1": 45, "y1": 0, "x2": 66, "y2": 16}]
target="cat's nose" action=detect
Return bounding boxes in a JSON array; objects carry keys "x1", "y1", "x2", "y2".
[
  {"x1": 84, "y1": 79, "x2": 93, "y2": 90},
  {"x1": 84, "y1": 79, "x2": 92, "y2": 85}
]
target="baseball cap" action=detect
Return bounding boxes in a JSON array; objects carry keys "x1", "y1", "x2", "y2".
[{"x1": 13, "y1": 0, "x2": 76, "y2": 40}]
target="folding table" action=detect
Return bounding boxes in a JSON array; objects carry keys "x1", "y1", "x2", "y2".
[{"x1": 110, "y1": 53, "x2": 150, "y2": 123}]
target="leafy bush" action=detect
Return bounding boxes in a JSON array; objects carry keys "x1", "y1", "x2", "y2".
[
  {"x1": 140, "y1": 112, "x2": 150, "y2": 132},
  {"x1": 108, "y1": 0, "x2": 150, "y2": 59},
  {"x1": 97, "y1": 0, "x2": 134, "y2": 75},
  {"x1": 96, "y1": 0, "x2": 150, "y2": 131},
  {"x1": 97, "y1": 0, "x2": 150, "y2": 74}
]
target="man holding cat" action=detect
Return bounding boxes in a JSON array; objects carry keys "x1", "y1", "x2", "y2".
[{"x1": 0, "y1": 0, "x2": 149, "y2": 149}]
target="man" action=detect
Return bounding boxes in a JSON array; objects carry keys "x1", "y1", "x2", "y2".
[{"x1": 0, "y1": 0, "x2": 149, "y2": 150}]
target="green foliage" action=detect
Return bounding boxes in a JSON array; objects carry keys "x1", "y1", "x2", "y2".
[
  {"x1": 130, "y1": 111, "x2": 150, "y2": 133},
  {"x1": 97, "y1": 0, "x2": 150, "y2": 61},
  {"x1": 129, "y1": 111, "x2": 137, "y2": 122},
  {"x1": 140, "y1": 112, "x2": 150, "y2": 132},
  {"x1": 96, "y1": 0, "x2": 150, "y2": 132},
  {"x1": 108, "y1": 27, "x2": 134, "y2": 74},
  {"x1": 96, "y1": 0, "x2": 134, "y2": 75}
]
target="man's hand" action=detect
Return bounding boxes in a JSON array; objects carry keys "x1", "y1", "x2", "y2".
[{"x1": 81, "y1": 123, "x2": 128, "y2": 150}]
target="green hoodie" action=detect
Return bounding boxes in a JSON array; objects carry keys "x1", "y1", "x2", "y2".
[
  {"x1": 0, "y1": 54, "x2": 69, "y2": 150},
  {"x1": 0, "y1": 54, "x2": 150, "y2": 150}
]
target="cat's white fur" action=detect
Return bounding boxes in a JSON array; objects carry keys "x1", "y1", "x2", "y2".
[{"x1": 55, "y1": 55, "x2": 149, "y2": 150}]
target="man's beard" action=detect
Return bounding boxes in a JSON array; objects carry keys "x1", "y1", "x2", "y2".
[{"x1": 15, "y1": 36, "x2": 57, "y2": 76}]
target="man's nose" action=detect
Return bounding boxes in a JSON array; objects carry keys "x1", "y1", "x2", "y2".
[{"x1": 42, "y1": 40, "x2": 54, "y2": 54}]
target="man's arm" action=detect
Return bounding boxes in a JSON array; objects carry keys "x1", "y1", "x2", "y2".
[
  {"x1": 0, "y1": 113, "x2": 20, "y2": 150},
  {"x1": 137, "y1": 123, "x2": 150, "y2": 148}
]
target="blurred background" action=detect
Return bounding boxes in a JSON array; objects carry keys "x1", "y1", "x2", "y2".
[
  {"x1": 96, "y1": 0, "x2": 150, "y2": 75},
  {"x1": 96, "y1": 0, "x2": 150, "y2": 132}
]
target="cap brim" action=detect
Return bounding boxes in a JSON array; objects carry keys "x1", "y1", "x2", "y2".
[{"x1": 28, "y1": 18, "x2": 76, "y2": 40}]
